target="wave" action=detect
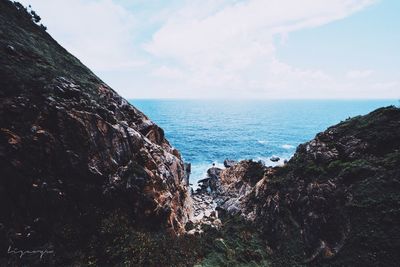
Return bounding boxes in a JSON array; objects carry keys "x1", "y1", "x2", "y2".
[
  {"x1": 189, "y1": 161, "x2": 224, "y2": 188},
  {"x1": 281, "y1": 144, "x2": 295, "y2": 149},
  {"x1": 257, "y1": 140, "x2": 268, "y2": 145}
]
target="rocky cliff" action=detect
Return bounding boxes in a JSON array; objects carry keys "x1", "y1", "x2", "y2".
[
  {"x1": 0, "y1": 1, "x2": 191, "y2": 265},
  {"x1": 215, "y1": 106, "x2": 400, "y2": 266},
  {"x1": 1, "y1": 1, "x2": 400, "y2": 266}
]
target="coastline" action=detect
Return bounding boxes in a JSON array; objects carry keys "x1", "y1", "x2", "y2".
[{"x1": 189, "y1": 156, "x2": 290, "y2": 189}]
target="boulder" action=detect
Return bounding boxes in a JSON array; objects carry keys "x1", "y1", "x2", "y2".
[
  {"x1": 223, "y1": 159, "x2": 237, "y2": 168},
  {"x1": 207, "y1": 167, "x2": 223, "y2": 179},
  {"x1": 270, "y1": 156, "x2": 280, "y2": 162}
]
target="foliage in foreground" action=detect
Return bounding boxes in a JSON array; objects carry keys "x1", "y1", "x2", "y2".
[{"x1": 74, "y1": 213, "x2": 270, "y2": 267}]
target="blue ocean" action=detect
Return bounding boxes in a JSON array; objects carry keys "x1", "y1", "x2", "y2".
[{"x1": 130, "y1": 99, "x2": 398, "y2": 185}]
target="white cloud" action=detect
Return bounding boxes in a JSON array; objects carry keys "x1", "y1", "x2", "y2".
[
  {"x1": 20, "y1": 0, "x2": 145, "y2": 71},
  {"x1": 19, "y1": 0, "x2": 398, "y2": 99},
  {"x1": 346, "y1": 69, "x2": 374, "y2": 79},
  {"x1": 143, "y1": 0, "x2": 377, "y2": 98},
  {"x1": 151, "y1": 66, "x2": 184, "y2": 79}
]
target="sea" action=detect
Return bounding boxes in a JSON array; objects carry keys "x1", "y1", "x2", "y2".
[{"x1": 130, "y1": 99, "x2": 398, "y2": 186}]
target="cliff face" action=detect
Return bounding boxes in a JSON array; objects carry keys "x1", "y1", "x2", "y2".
[
  {"x1": 0, "y1": 0, "x2": 191, "y2": 263},
  {"x1": 1, "y1": 1, "x2": 400, "y2": 266},
  {"x1": 218, "y1": 107, "x2": 400, "y2": 266}
]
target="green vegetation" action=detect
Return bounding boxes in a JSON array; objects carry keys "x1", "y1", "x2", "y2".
[
  {"x1": 0, "y1": 0, "x2": 102, "y2": 100},
  {"x1": 99, "y1": 213, "x2": 271, "y2": 266},
  {"x1": 245, "y1": 107, "x2": 400, "y2": 266},
  {"x1": 52, "y1": 212, "x2": 271, "y2": 266},
  {"x1": 197, "y1": 215, "x2": 270, "y2": 267},
  {"x1": 2, "y1": 1, "x2": 399, "y2": 266}
]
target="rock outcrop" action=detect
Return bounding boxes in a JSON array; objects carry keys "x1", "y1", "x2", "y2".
[
  {"x1": 189, "y1": 161, "x2": 270, "y2": 234},
  {"x1": 1, "y1": 2, "x2": 400, "y2": 266},
  {"x1": 195, "y1": 167, "x2": 223, "y2": 194},
  {"x1": 223, "y1": 159, "x2": 237, "y2": 168},
  {"x1": 217, "y1": 160, "x2": 269, "y2": 217},
  {"x1": 0, "y1": 1, "x2": 191, "y2": 264},
  {"x1": 214, "y1": 107, "x2": 400, "y2": 266},
  {"x1": 270, "y1": 156, "x2": 280, "y2": 162}
]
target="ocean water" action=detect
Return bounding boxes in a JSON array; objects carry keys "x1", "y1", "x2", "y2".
[{"x1": 130, "y1": 99, "x2": 398, "y2": 185}]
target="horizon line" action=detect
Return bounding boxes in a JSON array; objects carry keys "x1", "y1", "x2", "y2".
[{"x1": 127, "y1": 98, "x2": 399, "y2": 101}]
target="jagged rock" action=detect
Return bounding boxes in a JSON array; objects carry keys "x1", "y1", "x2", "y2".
[
  {"x1": 220, "y1": 160, "x2": 266, "y2": 190},
  {"x1": 270, "y1": 156, "x2": 280, "y2": 162},
  {"x1": 204, "y1": 210, "x2": 211, "y2": 217},
  {"x1": 195, "y1": 166, "x2": 224, "y2": 194},
  {"x1": 207, "y1": 167, "x2": 222, "y2": 179},
  {"x1": 223, "y1": 159, "x2": 237, "y2": 168},
  {"x1": 0, "y1": 1, "x2": 191, "y2": 263},
  {"x1": 213, "y1": 219, "x2": 222, "y2": 227},
  {"x1": 221, "y1": 107, "x2": 400, "y2": 266}
]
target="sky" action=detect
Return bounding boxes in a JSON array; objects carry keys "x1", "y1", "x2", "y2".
[{"x1": 19, "y1": 0, "x2": 400, "y2": 99}]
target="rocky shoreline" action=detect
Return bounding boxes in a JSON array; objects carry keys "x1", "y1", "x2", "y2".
[
  {"x1": 183, "y1": 106, "x2": 400, "y2": 265},
  {"x1": 187, "y1": 166, "x2": 225, "y2": 235},
  {"x1": 187, "y1": 159, "x2": 283, "y2": 235},
  {"x1": 1, "y1": 2, "x2": 400, "y2": 266}
]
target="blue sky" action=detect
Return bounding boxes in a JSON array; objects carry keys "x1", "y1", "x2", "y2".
[
  {"x1": 277, "y1": 1, "x2": 400, "y2": 76},
  {"x1": 20, "y1": 0, "x2": 400, "y2": 99}
]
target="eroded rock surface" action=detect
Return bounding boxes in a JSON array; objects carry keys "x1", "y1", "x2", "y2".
[
  {"x1": 0, "y1": 1, "x2": 191, "y2": 263},
  {"x1": 188, "y1": 160, "x2": 269, "y2": 233},
  {"x1": 210, "y1": 107, "x2": 400, "y2": 266}
]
